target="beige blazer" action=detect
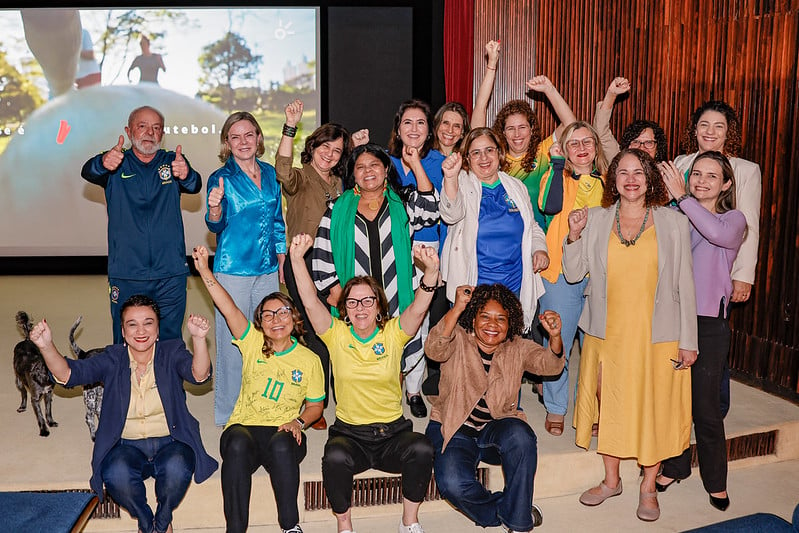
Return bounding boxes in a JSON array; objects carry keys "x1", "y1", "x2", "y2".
[
  {"x1": 674, "y1": 152, "x2": 761, "y2": 285},
  {"x1": 562, "y1": 205, "x2": 698, "y2": 351}
]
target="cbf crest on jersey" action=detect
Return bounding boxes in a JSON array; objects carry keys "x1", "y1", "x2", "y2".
[
  {"x1": 291, "y1": 369, "x2": 303, "y2": 383},
  {"x1": 372, "y1": 343, "x2": 386, "y2": 355},
  {"x1": 158, "y1": 164, "x2": 173, "y2": 183},
  {"x1": 504, "y1": 193, "x2": 519, "y2": 213}
]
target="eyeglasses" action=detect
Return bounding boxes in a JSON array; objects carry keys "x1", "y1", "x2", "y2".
[
  {"x1": 630, "y1": 139, "x2": 657, "y2": 149},
  {"x1": 344, "y1": 296, "x2": 377, "y2": 309},
  {"x1": 565, "y1": 138, "x2": 596, "y2": 150},
  {"x1": 261, "y1": 306, "x2": 292, "y2": 322},
  {"x1": 467, "y1": 146, "x2": 498, "y2": 160}
]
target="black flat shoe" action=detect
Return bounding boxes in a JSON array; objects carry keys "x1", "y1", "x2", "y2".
[
  {"x1": 655, "y1": 477, "x2": 680, "y2": 492},
  {"x1": 407, "y1": 394, "x2": 427, "y2": 418},
  {"x1": 709, "y1": 494, "x2": 730, "y2": 511}
]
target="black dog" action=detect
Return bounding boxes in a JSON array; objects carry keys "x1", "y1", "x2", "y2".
[
  {"x1": 13, "y1": 311, "x2": 57, "y2": 437},
  {"x1": 69, "y1": 316, "x2": 104, "y2": 442}
]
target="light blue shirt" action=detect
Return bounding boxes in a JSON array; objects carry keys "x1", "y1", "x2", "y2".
[{"x1": 205, "y1": 158, "x2": 287, "y2": 276}]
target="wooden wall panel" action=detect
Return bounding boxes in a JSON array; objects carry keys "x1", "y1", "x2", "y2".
[{"x1": 472, "y1": 0, "x2": 799, "y2": 397}]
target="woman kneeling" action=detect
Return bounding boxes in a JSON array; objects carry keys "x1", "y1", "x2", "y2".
[
  {"x1": 291, "y1": 232, "x2": 440, "y2": 533},
  {"x1": 425, "y1": 284, "x2": 565, "y2": 533},
  {"x1": 193, "y1": 246, "x2": 324, "y2": 533}
]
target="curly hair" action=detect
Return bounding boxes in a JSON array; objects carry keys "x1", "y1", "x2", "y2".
[
  {"x1": 457, "y1": 284, "x2": 525, "y2": 342},
  {"x1": 678, "y1": 100, "x2": 743, "y2": 157},
  {"x1": 336, "y1": 276, "x2": 390, "y2": 330},
  {"x1": 341, "y1": 143, "x2": 415, "y2": 209},
  {"x1": 120, "y1": 294, "x2": 160, "y2": 323},
  {"x1": 218, "y1": 111, "x2": 266, "y2": 162},
  {"x1": 432, "y1": 101, "x2": 469, "y2": 153},
  {"x1": 560, "y1": 121, "x2": 609, "y2": 176},
  {"x1": 492, "y1": 99, "x2": 542, "y2": 172},
  {"x1": 460, "y1": 128, "x2": 508, "y2": 173},
  {"x1": 601, "y1": 149, "x2": 669, "y2": 208},
  {"x1": 252, "y1": 292, "x2": 306, "y2": 358},
  {"x1": 619, "y1": 120, "x2": 669, "y2": 162},
  {"x1": 300, "y1": 123, "x2": 351, "y2": 178},
  {"x1": 387, "y1": 99, "x2": 435, "y2": 159},
  {"x1": 689, "y1": 151, "x2": 737, "y2": 214}
]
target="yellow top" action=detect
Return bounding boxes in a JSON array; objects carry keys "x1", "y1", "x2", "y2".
[
  {"x1": 122, "y1": 345, "x2": 169, "y2": 439},
  {"x1": 227, "y1": 323, "x2": 325, "y2": 428},
  {"x1": 320, "y1": 317, "x2": 411, "y2": 425},
  {"x1": 539, "y1": 168, "x2": 604, "y2": 283}
]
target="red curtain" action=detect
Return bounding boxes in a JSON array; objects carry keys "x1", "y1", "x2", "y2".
[{"x1": 443, "y1": 0, "x2": 475, "y2": 111}]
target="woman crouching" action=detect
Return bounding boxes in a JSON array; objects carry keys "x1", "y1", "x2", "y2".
[{"x1": 424, "y1": 284, "x2": 565, "y2": 533}]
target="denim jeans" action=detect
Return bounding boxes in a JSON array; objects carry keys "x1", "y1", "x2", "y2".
[
  {"x1": 540, "y1": 275, "x2": 587, "y2": 416},
  {"x1": 101, "y1": 436, "x2": 195, "y2": 533},
  {"x1": 213, "y1": 271, "x2": 279, "y2": 426},
  {"x1": 220, "y1": 424, "x2": 307, "y2": 531},
  {"x1": 425, "y1": 418, "x2": 538, "y2": 532}
]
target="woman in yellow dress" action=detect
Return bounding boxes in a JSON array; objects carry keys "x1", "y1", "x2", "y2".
[{"x1": 562, "y1": 148, "x2": 697, "y2": 522}]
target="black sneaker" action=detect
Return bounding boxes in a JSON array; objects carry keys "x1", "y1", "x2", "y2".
[{"x1": 406, "y1": 394, "x2": 427, "y2": 418}]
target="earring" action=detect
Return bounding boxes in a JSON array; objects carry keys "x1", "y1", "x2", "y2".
[
  {"x1": 344, "y1": 315, "x2": 351, "y2": 324},
  {"x1": 375, "y1": 312, "x2": 383, "y2": 322},
  {"x1": 354, "y1": 184, "x2": 361, "y2": 195}
]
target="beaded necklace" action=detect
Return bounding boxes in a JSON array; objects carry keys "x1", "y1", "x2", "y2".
[{"x1": 615, "y1": 202, "x2": 651, "y2": 246}]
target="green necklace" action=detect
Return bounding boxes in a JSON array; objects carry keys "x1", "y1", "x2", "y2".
[{"x1": 615, "y1": 202, "x2": 650, "y2": 247}]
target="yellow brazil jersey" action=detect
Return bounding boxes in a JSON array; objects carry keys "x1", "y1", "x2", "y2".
[
  {"x1": 226, "y1": 323, "x2": 325, "y2": 429},
  {"x1": 320, "y1": 317, "x2": 411, "y2": 425}
]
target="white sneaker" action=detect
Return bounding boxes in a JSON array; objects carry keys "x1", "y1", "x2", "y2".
[
  {"x1": 398, "y1": 521, "x2": 424, "y2": 533},
  {"x1": 282, "y1": 525, "x2": 303, "y2": 533}
]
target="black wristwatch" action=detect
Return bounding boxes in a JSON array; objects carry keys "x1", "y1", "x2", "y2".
[{"x1": 295, "y1": 417, "x2": 306, "y2": 430}]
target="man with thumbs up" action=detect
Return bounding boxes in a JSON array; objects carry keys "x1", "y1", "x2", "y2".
[{"x1": 81, "y1": 105, "x2": 202, "y2": 343}]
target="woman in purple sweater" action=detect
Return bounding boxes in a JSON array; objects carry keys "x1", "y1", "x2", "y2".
[{"x1": 656, "y1": 151, "x2": 747, "y2": 512}]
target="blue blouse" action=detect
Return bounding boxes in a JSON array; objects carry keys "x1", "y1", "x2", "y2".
[
  {"x1": 205, "y1": 157, "x2": 287, "y2": 276},
  {"x1": 391, "y1": 150, "x2": 446, "y2": 247}
]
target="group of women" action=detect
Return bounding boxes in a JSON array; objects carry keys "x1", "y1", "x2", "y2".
[{"x1": 26, "y1": 42, "x2": 760, "y2": 533}]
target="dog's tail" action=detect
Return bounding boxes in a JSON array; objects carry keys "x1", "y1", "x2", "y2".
[
  {"x1": 68, "y1": 315, "x2": 84, "y2": 358},
  {"x1": 15, "y1": 311, "x2": 33, "y2": 339}
]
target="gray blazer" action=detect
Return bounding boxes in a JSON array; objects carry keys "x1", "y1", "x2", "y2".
[{"x1": 562, "y1": 205, "x2": 698, "y2": 351}]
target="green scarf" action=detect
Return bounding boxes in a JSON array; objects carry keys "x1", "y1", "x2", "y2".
[{"x1": 329, "y1": 187, "x2": 414, "y2": 316}]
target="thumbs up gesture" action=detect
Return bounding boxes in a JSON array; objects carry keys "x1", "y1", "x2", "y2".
[
  {"x1": 102, "y1": 135, "x2": 125, "y2": 171},
  {"x1": 172, "y1": 144, "x2": 188, "y2": 180},
  {"x1": 208, "y1": 177, "x2": 225, "y2": 209}
]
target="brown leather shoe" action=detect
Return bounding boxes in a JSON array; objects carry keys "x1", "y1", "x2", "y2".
[{"x1": 311, "y1": 415, "x2": 327, "y2": 430}]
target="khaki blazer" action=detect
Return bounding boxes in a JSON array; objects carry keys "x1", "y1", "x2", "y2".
[{"x1": 562, "y1": 205, "x2": 698, "y2": 351}]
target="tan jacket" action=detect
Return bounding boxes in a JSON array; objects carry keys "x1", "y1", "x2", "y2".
[
  {"x1": 562, "y1": 205, "x2": 698, "y2": 351},
  {"x1": 425, "y1": 321, "x2": 564, "y2": 451},
  {"x1": 674, "y1": 153, "x2": 761, "y2": 285},
  {"x1": 274, "y1": 153, "x2": 342, "y2": 240}
]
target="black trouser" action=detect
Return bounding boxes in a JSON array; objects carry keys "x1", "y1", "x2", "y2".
[
  {"x1": 283, "y1": 249, "x2": 331, "y2": 407},
  {"x1": 322, "y1": 418, "x2": 434, "y2": 514},
  {"x1": 220, "y1": 424, "x2": 307, "y2": 532},
  {"x1": 661, "y1": 313, "x2": 729, "y2": 493}
]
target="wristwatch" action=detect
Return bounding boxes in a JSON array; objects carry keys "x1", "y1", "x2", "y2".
[{"x1": 295, "y1": 417, "x2": 306, "y2": 430}]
